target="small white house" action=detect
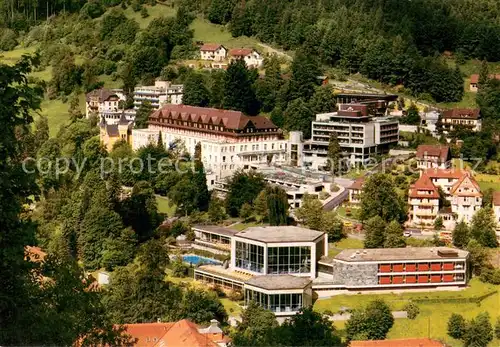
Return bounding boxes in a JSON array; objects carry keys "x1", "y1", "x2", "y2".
[
  {"x1": 200, "y1": 44, "x2": 227, "y2": 62},
  {"x1": 228, "y1": 48, "x2": 263, "y2": 68}
]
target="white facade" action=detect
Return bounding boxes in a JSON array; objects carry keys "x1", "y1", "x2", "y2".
[
  {"x1": 86, "y1": 89, "x2": 126, "y2": 118},
  {"x1": 200, "y1": 45, "x2": 227, "y2": 61},
  {"x1": 493, "y1": 192, "x2": 500, "y2": 230},
  {"x1": 134, "y1": 80, "x2": 183, "y2": 110},
  {"x1": 303, "y1": 112, "x2": 399, "y2": 170},
  {"x1": 229, "y1": 49, "x2": 264, "y2": 68}
]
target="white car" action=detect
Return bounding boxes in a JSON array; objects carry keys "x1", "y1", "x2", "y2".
[{"x1": 403, "y1": 231, "x2": 412, "y2": 237}]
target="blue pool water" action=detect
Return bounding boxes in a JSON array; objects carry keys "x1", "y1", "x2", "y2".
[{"x1": 182, "y1": 254, "x2": 221, "y2": 265}]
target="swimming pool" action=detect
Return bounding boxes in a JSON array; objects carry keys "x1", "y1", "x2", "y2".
[{"x1": 182, "y1": 254, "x2": 222, "y2": 265}]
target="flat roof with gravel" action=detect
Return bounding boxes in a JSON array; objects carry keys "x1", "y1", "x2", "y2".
[
  {"x1": 326, "y1": 247, "x2": 469, "y2": 263},
  {"x1": 192, "y1": 225, "x2": 239, "y2": 237},
  {"x1": 245, "y1": 275, "x2": 312, "y2": 290},
  {"x1": 235, "y1": 226, "x2": 325, "y2": 243}
]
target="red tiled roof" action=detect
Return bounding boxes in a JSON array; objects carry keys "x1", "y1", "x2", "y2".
[
  {"x1": 423, "y1": 168, "x2": 467, "y2": 180},
  {"x1": 349, "y1": 177, "x2": 365, "y2": 190},
  {"x1": 470, "y1": 74, "x2": 500, "y2": 84},
  {"x1": 200, "y1": 43, "x2": 224, "y2": 52},
  {"x1": 350, "y1": 338, "x2": 444, "y2": 347},
  {"x1": 229, "y1": 48, "x2": 254, "y2": 57},
  {"x1": 493, "y1": 191, "x2": 500, "y2": 206},
  {"x1": 122, "y1": 320, "x2": 226, "y2": 347},
  {"x1": 150, "y1": 104, "x2": 278, "y2": 132},
  {"x1": 449, "y1": 173, "x2": 482, "y2": 197},
  {"x1": 442, "y1": 108, "x2": 480, "y2": 120},
  {"x1": 416, "y1": 145, "x2": 450, "y2": 162},
  {"x1": 25, "y1": 246, "x2": 47, "y2": 262},
  {"x1": 409, "y1": 174, "x2": 440, "y2": 199}
]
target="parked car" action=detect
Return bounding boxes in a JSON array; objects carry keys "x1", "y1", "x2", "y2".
[{"x1": 403, "y1": 230, "x2": 412, "y2": 237}]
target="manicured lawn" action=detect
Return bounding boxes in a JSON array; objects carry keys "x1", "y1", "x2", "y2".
[
  {"x1": 156, "y1": 195, "x2": 176, "y2": 217},
  {"x1": 475, "y1": 173, "x2": 500, "y2": 192},
  {"x1": 220, "y1": 298, "x2": 242, "y2": 316},
  {"x1": 315, "y1": 279, "x2": 500, "y2": 347},
  {"x1": 328, "y1": 237, "x2": 364, "y2": 256}
]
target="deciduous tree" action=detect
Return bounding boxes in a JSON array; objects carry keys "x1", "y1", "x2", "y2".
[
  {"x1": 384, "y1": 220, "x2": 406, "y2": 248},
  {"x1": 295, "y1": 194, "x2": 324, "y2": 230},
  {"x1": 452, "y1": 220, "x2": 470, "y2": 249},
  {"x1": 364, "y1": 216, "x2": 387, "y2": 249}
]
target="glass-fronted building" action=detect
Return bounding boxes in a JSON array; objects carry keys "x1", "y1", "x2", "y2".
[
  {"x1": 230, "y1": 226, "x2": 327, "y2": 279},
  {"x1": 244, "y1": 274, "x2": 313, "y2": 316}
]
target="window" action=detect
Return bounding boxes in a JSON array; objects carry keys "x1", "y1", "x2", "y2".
[
  {"x1": 235, "y1": 241, "x2": 264, "y2": 273},
  {"x1": 246, "y1": 290, "x2": 304, "y2": 313},
  {"x1": 267, "y1": 246, "x2": 311, "y2": 274}
]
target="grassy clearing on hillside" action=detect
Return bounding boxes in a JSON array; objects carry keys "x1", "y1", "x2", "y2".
[
  {"x1": 156, "y1": 195, "x2": 176, "y2": 217},
  {"x1": 476, "y1": 173, "x2": 500, "y2": 192},
  {"x1": 123, "y1": 4, "x2": 176, "y2": 29},
  {"x1": 0, "y1": 46, "x2": 38, "y2": 65},
  {"x1": 191, "y1": 17, "x2": 260, "y2": 49},
  {"x1": 316, "y1": 279, "x2": 500, "y2": 347}
]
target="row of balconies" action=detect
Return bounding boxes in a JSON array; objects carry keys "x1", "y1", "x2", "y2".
[{"x1": 378, "y1": 274, "x2": 465, "y2": 285}]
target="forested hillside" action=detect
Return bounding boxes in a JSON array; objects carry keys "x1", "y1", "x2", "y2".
[{"x1": 189, "y1": 0, "x2": 500, "y2": 103}]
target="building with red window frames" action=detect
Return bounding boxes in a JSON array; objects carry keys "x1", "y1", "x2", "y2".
[{"x1": 316, "y1": 247, "x2": 469, "y2": 290}]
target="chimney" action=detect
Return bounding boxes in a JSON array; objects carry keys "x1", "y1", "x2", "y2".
[
  {"x1": 210, "y1": 319, "x2": 219, "y2": 328},
  {"x1": 157, "y1": 318, "x2": 161, "y2": 323}
]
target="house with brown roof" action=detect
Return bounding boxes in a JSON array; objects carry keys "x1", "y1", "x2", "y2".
[
  {"x1": 408, "y1": 169, "x2": 482, "y2": 228},
  {"x1": 440, "y1": 108, "x2": 482, "y2": 133},
  {"x1": 348, "y1": 177, "x2": 364, "y2": 206},
  {"x1": 469, "y1": 73, "x2": 500, "y2": 92},
  {"x1": 121, "y1": 319, "x2": 231, "y2": 347},
  {"x1": 408, "y1": 174, "x2": 440, "y2": 227},
  {"x1": 132, "y1": 104, "x2": 294, "y2": 180},
  {"x1": 228, "y1": 48, "x2": 263, "y2": 68},
  {"x1": 415, "y1": 145, "x2": 451, "y2": 170},
  {"x1": 86, "y1": 88, "x2": 126, "y2": 118},
  {"x1": 200, "y1": 44, "x2": 227, "y2": 62}
]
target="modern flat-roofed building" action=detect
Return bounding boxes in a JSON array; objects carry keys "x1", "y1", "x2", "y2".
[
  {"x1": 317, "y1": 247, "x2": 469, "y2": 289},
  {"x1": 231, "y1": 226, "x2": 327, "y2": 279},
  {"x1": 244, "y1": 275, "x2": 313, "y2": 316},
  {"x1": 192, "y1": 225, "x2": 239, "y2": 254},
  {"x1": 194, "y1": 225, "x2": 327, "y2": 316},
  {"x1": 303, "y1": 104, "x2": 399, "y2": 169},
  {"x1": 133, "y1": 80, "x2": 183, "y2": 110}
]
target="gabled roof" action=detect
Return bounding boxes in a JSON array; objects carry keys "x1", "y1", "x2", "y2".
[
  {"x1": 122, "y1": 320, "x2": 226, "y2": 347},
  {"x1": 151, "y1": 105, "x2": 278, "y2": 132},
  {"x1": 442, "y1": 108, "x2": 480, "y2": 120},
  {"x1": 86, "y1": 88, "x2": 119, "y2": 103},
  {"x1": 470, "y1": 74, "x2": 500, "y2": 84},
  {"x1": 348, "y1": 177, "x2": 365, "y2": 190},
  {"x1": 423, "y1": 168, "x2": 467, "y2": 180},
  {"x1": 200, "y1": 43, "x2": 225, "y2": 52},
  {"x1": 416, "y1": 145, "x2": 450, "y2": 162},
  {"x1": 229, "y1": 48, "x2": 254, "y2": 57},
  {"x1": 409, "y1": 174, "x2": 439, "y2": 199},
  {"x1": 449, "y1": 173, "x2": 482, "y2": 197}
]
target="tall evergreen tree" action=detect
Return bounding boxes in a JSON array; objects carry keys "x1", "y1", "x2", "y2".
[
  {"x1": 255, "y1": 55, "x2": 283, "y2": 112},
  {"x1": 308, "y1": 85, "x2": 337, "y2": 115},
  {"x1": 452, "y1": 220, "x2": 470, "y2": 249},
  {"x1": 289, "y1": 49, "x2": 321, "y2": 101},
  {"x1": 364, "y1": 216, "x2": 387, "y2": 248},
  {"x1": 471, "y1": 207, "x2": 498, "y2": 247},
  {"x1": 284, "y1": 98, "x2": 314, "y2": 138},
  {"x1": 265, "y1": 186, "x2": 289, "y2": 226},
  {"x1": 183, "y1": 72, "x2": 210, "y2": 107},
  {"x1": 222, "y1": 58, "x2": 259, "y2": 115},
  {"x1": 384, "y1": 220, "x2": 406, "y2": 248}
]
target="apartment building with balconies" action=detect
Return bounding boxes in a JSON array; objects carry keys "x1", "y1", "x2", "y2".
[
  {"x1": 133, "y1": 80, "x2": 183, "y2": 110},
  {"x1": 302, "y1": 104, "x2": 399, "y2": 170}
]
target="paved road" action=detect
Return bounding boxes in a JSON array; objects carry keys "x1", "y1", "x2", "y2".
[{"x1": 334, "y1": 177, "x2": 354, "y2": 188}]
